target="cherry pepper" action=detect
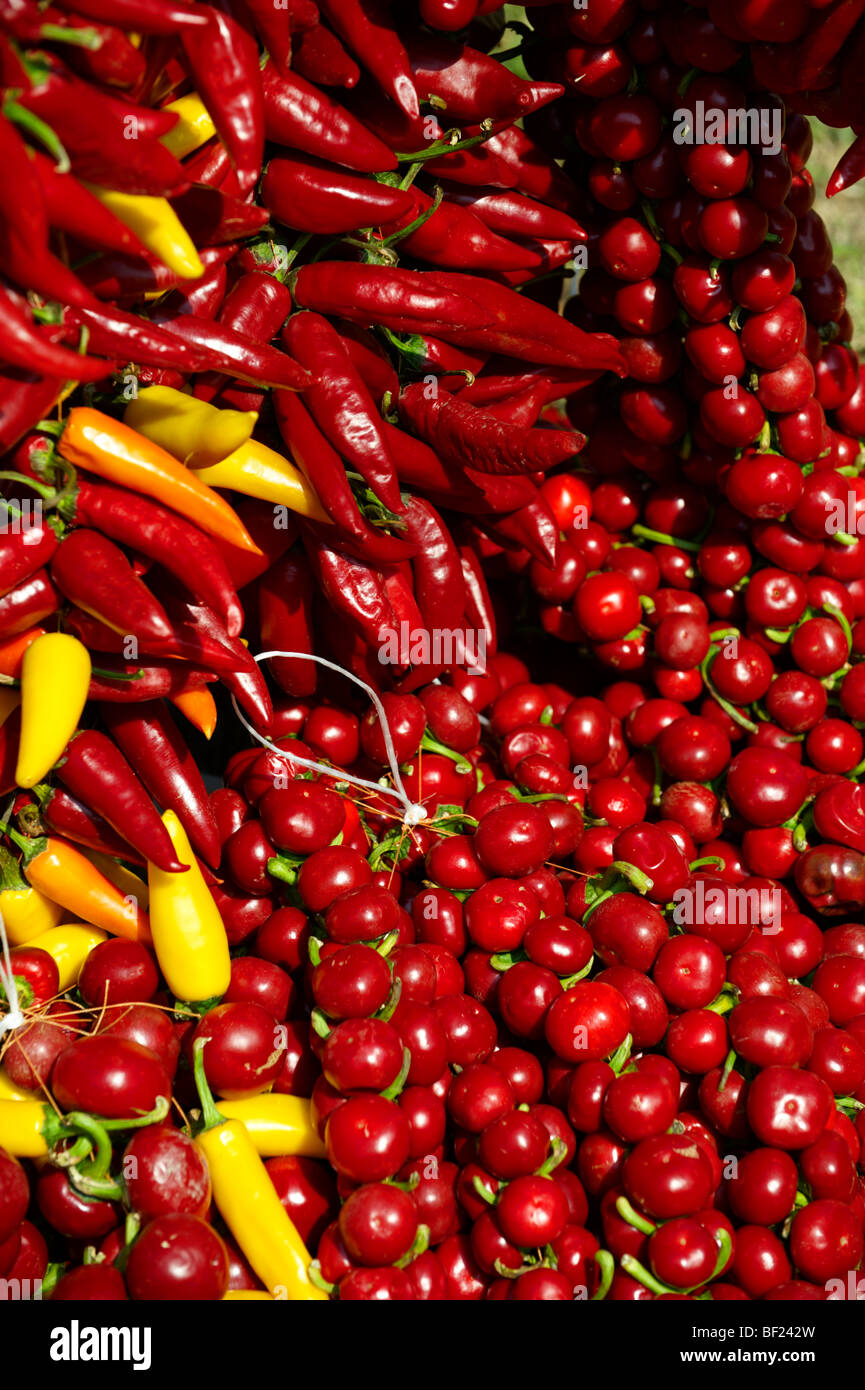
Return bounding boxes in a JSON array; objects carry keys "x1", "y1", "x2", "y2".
[{"x1": 193, "y1": 1039, "x2": 328, "y2": 1300}]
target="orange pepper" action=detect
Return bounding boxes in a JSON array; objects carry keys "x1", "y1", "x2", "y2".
[
  {"x1": 11, "y1": 832, "x2": 152, "y2": 944},
  {"x1": 0, "y1": 628, "x2": 45, "y2": 679},
  {"x1": 171, "y1": 686, "x2": 218, "y2": 739},
  {"x1": 57, "y1": 408, "x2": 262, "y2": 557}
]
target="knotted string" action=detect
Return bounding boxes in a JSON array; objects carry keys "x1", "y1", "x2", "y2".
[{"x1": 231, "y1": 651, "x2": 429, "y2": 828}]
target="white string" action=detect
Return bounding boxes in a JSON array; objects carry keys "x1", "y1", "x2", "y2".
[
  {"x1": 0, "y1": 905, "x2": 24, "y2": 1036},
  {"x1": 230, "y1": 652, "x2": 429, "y2": 828}
]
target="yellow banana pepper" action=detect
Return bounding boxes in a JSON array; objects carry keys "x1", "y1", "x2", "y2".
[
  {"x1": 15, "y1": 633, "x2": 91, "y2": 789},
  {"x1": 27, "y1": 924, "x2": 107, "y2": 992},
  {"x1": 192, "y1": 1041, "x2": 327, "y2": 1301},
  {"x1": 86, "y1": 188, "x2": 204, "y2": 280},
  {"x1": 222, "y1": 1291, "x2": 274, "y2": 1301},
  {"x1": 0, "y1": 1070, "x2": 29, "y2": 1101},
  {"x1": 0, "y1": 847, "x2": 64, "y2": 945},
  {"x1": 160, "y1": 93, "x2": 216, "y2": 158},
  {"x1": 218, "y1": 1095, "x2": 327, "y2": 1159},
  {"x1": 123, "y1": 386, "x2": 257, "y2": 470},
  {"x1": 194, "y1": 440, "x2": 331, "y2": 522},
  {"x1": 148, "y1": 810, "x2": 230, "y2": 1004},
  {"x1": 0, "y1": 1099, "x2": 54, "y2": 1157}
]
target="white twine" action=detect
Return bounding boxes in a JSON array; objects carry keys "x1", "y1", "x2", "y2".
[
  {"x1": 0, "y1": 905, "x2": 24, "y2": 1036},
  {"x1": 231, "y1": 651, "x2": 429, "y2": 828}
]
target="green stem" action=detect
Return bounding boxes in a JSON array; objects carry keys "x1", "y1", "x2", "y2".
[
  {"x1": 192, "y1": 1037, "x2": 226, "y2": 1132},
  {"x1": 591, "y1": 1250, "x2": 615, "y2": 1301},
  {"x1": 615, "y1": 1195, "x2": 657, "y2": 1235}
]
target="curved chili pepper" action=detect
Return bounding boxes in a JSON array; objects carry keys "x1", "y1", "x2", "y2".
[
  {"x1": 182, "y1": 138, "x2": 235, "y2": 192},
  {"x1": 336, "y1": 322, "x2": 400, "y2": 401},
  {"x1": 262, "y1": 155, "x2": 414, "y2": 236},
  {"x1": 398, "y1": 382, "x2": 584, "y2": 476},
  {"x1": 193, "y1": 270, "x2": 293, "y2": 407},
  {"x1": 828, "y1": 131, "x2": 865, "y2": 197},
  {"x1": 261, "y1": 59, "x2": 397, "y2": 173},
  {"x1": 218, "y1": 1094, "x2": 326, "y2": 1158},
  {"x1": 51, "y1": 529, "x2": 174, "y2": 645},
  {"x1": 274, "y1": 389, "x2": 413, "y2": 564},
  {"x1": 0, "y1": 117, "x2": 92, "y2": 308},
  {"x1": 171, "y1": 686, "x2": 217, "y2": 740},
  {"x1": 244, "y1": 0, "x2": 316, "y2": 73},
  {"x1": 88, "y1": 657, "x2": 216, "y2": 704},
  {"x1": 443, "y1": 188, "x2": 584, "y2": 243},
  {"x1": 215, "y1": 497, "x2": 298, "y2": 592},
  {"x1": 0, "y1": 285, "x2": 111, "y2": 381},
  {"x1": 0, "y1": 366, "x2": 65, "y2": 454},
  {"x1": 99, "y1": 699, "x2": 221, "y2": 869},
  {"x1": 486, "y1": 126, "x2": 578, "y2": 211},
  {"x1": 87, "y1": 189, "x2": 204, "y2": 281},
  {"x1": 65, "y1": 305, "x2": 212, "y2": 374},
  {"x1": 458, "y1": 541, "x2": 497, "y2": 658},
  {"x1": 152, "y1": 313, "x2": 311, "y2": 392},
  {"x1": 61, "y1": 477, "x2": 244, "y2": 638},
  {"x1": 283, "y1": 311, "x2": 402, "y2": 511},
  {"x1": 402, "y1": 496, "x2": 466, "y2": 632},
  {"x1": 64, "y1": 603, "x2": 242, "y2": 674},
  {"x1": 158, "y1": 260, "x2": 229, "y2": 321},
  {"x1": 11, "y1": 831, "x2": 151, "y2": 942},
  {"x1": 181, "y1": 8, "x2": 264, "y2": 199},
  {"x1": 257, "y1": 550, "x2": 317, "y2": 698},
  {"x1": 57, "y1": 408, "x2": 261, "y2": 556},
  {"x1": 148, "y1": 810, "x2": 230, "y2": 1003},
  {"x1": 78, "y1": 243, "x2": 235, "y2": 303},
  {"x1": 124, "y1": 385, "x2": 255, "y2": 469},
  {"x1": 0, "y1": 843, "x2": 64, "y2": 944},
  {"x1": 0, "y1": 512, "x2": 58, "y2": 599},
  {"x1": 40, "y1": 6, "x2": 146, "y2": 89},
  {"x1": 15, "y1": 632, "x2": 89, "y2": 789},
  {"x1": 171, "y1": 184, "x2": 270, "y2": 248},
  {"x1": 479, "y1": 494, "x2": 559, "y2": 567},
  {"x1": 57, "y1": 0, "x2": 208, "y2": 33},
  {"x1": 292, "y1": 21, "x2": 360, "y2": 88},
  {"x1": 291, "y1": 261, "x2": 495, "y2": 335},
  {"x1": 381, "y1": 186, "x2": 541, "y2": 273},
  {"x1": 482, "y1": 379, "x2": 550, "y2": 428},
  {"x1": 31, "y1": 154, "x2": 146, "y2": 257},
  {"x1": 0, "y1": 570, "x2": 60, "y2": 641},
  {"x1": 318, "y1": 0, "x2": 418, "y2": 117},
  {"x1": 39, "y1": 784, "x2": 146, "y2": 864},
  {"x1": 403, "y1": 31, "x2": 562, "y2": 132},
  {"x1": 54, "y1": 730, "x2": 186, "y2": 873},
  {"x1": 302, "y1": 526, "x2": 394, "y2": 648}
]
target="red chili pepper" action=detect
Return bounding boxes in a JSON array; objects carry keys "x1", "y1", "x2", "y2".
[
  {"x1": 193, "y1": 270, "x2": 293, "y2": 407},
  {"x1": 282, "y1": 311, "x2": 402, "y2": 511},
  {"x1": 51, "y1": 529, "x2": 175, "y2": 646},
  {"x1": 245, "y1": 0, "x2": 318, "y2": 73},
  {"x1": 380, "y1": 187, "x2": 542, "y2": 274},
  {"x1": 291, "y1": 261, "x2": 495, "y2": 335},
  {"x1": 159, "y1": 261, "x2": 228, "y2": 321},
  {"x1": 482, "y1": 379, "x2": 550, "y2": 428},
  {"x1": 421, "y1": 271, "x2": 628, "y2": 374},
  {"x1": 152, "y1": 313, "x2": 311, "y2": 392},
  {"x1": 797, "y1": 0, "x2": 865, "y2": 88},
  {"x1": 41, "y1": 8, "x2": 146, "y2": 89},
  {"x1": 458, "y1": 542, "x2": 497, "y2": 658},
  {"x1": 99, "y1": 699, "x2": 221, "y2": 867},
  {"x1": 0, "y1": 512, "x2": 58, "y2": 598},
  {"x1": 0, "y1": 569, "x2": 60, "y2": 639},
  {"x1": 55, "y1": 0, "x2": 207, "y2": 32},
  {"x1": 262, "y1": 155, "x2": 415, "y2": 236},
  {"x1": 257, "y1": 550, "x2": 317, "y2": 698},
  {"x1": 444, "y1": 188, "x2": 586, "y2": 244},
  {"x1": 30, "y1": 154, "x2": 146, "y2": 258},
  {"x1": 403, "y1": 31, "x2": 562, "y2": 132},
  {"x1": 182, "y1": 138, "x2": 237, "y2": 193},
  {"x1": 318, "y1": 0, "x2": 418, "y2": 118},
  {"x1": 213, "y1": 498, "x2": 297, "y2": 592},
  {"x1": 16, "y1": 52, "x2": 187, "y2": 195},
  {"x1": 402, "y1": 496, "x2": 466, "y2": 632},
  {"x1": 181, "y1": 7, "x2": 264, "y2": 198},
  {"x1": 302, "y1": 525, "x2": 394, "y2": 649},
  {"x1": 479, "y1": 494, "x2": 559, "y2": 567},
  {"x1": 0, "y1": 284, "x2": 110, "y2": 381},
  {"x1": 64, "y1": 603, "x2": 242, "y2": 674},
  {"x1": 828, "y1": 131, "x2": 865, "y2": 197},
  {"x1": 0, "y1": 367, "x2": 65, "y2": 454},
  {"x1": 461, "y1": 364, "x2": 596, "y2": 407},
  {"x1": 337, "y1": 322, "x2": 400, "y2": 401},
  {"x1": 398, "y1": 382, "x2": 584, "y2": 475},
  {"x1": 59, "y1": 477, "x2": 244, "y2": 638},
  {"x1": 38, "y1": 785, "x2": 144, "y2": 865},
  {"x1": 274, "y1": 389, "x2": 414, "y2": 565},
  {"x1": 170, "y1": 185, "x2": 270, "y2": 249},
  {"x1": 292, "y1": 22, "x2": 360, "y2": 88},
  {"x1": 486, "y1": 126, "x2": 578, "y2": 211},
  {"x1": 55, "y1": 730, "x2": 186, "y2": 872},
  {"x1": 89, "y1": 658, "x2": 215, "y2": 704},
  {"x1": 79, "y1": 243, "x2": 236, "y2": 303},
  {"x1": 65, "y1": 304, "x2": 217, "y2": 374},
  {"x1": 261, "y1": 59, "x2": 397, "y2": 173}
]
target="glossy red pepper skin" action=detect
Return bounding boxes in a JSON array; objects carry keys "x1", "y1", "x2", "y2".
[
  {"x1": 282, "y1": 311, "x2": 402, "y2": 511},
  {"x1": 245, "y1": 0, "x2": 318, "y2": 73},
  {"x1": 55, "y1": 0, "x2": 208, "y2": 34},
  {"x1": 0, "y1": 514, "x2": 58, "y2": 599},
  {"x1": 402, "y1": 497, "x2": 466, "y2": 633},
  {"x1": 458, "y1": 543, "x2": 497, "y2": 658},
  {"x1": 39, "y1": 6, "x2": 146, "y2": 88},
  {"x1": 0, "y1": 285, "x2": 111, "y2": 381},
  {"x1": 170, "y1": 185, "x2": 270, "y2": 248},
  {"x1": 0, "y1": 368, "x2": 65, "y2": 454},
  {"x1": 79, "y1": 244, "x2": 235, "y2": 303},
  {"x1": 60, "y1": 477, "x2": 243, "y2": 639},
  {"x1": 31, "y1": 154, "x2": 146, "y2": 257},
  {"x1": 291, "y1": 262, "x2": 495, "y2": 336},
  {"x1": 302, "y1": 526, "x2": 394, "y2": 649},
  {"x1": 318, "y1": 0, "x2": 418, "y2": 117},
  {"x1": 67, "y1": 304, "x2": 215, "y2": 374},
  {"x1": 55, "y1": 730, "x2": 186, "y2": 872},
  {"x1": 51, "y1": 529, "x2": 174, "y2": 646},
  {"x1": 151, "y1": 585, "x2": 272, "y2": 729},
  {"x1": 65, "y1": 604, "x2": 239, "y2": 675},
  {"x1": 257, "y1": 550, "x2": 317, "y2": 698},
  {"x1": 261, "y1": 60, "x2": 397, "y2": 173},
  {"x1": 381, "y1": 188, "x2": 542, "y2": 274},
  {"x1": 274, "y1": 390, "x2": 414, "y2": 565},
  {"x1": 193, "y1": 271, "x2": 293, "y2": 408},
  {"x1": 99, "y1": 700, "x2": 221, "y2": 868},
  {"x1": 444, "y1": 189, "x2": 586, "y2": 244},
  {"x1": 292, "y1": 22, "x2": 360, "y2": 88},
  {"x1": 181, "y1": 8, "x2": 264, "y2": 198},
  {"x1": 479, "y1": 495, "x2": 559, "y2": 568},
  {"x1": 828, "y1": 131, "x2": 865, "y2": 197},
  {"x1": 39, "y1": 785, "x2": 144, "y2": 865},
  {"x1": 263, "y1": 155, "x2": 414, "y2": 236},
  {"x1": 0, "y1": 570, "x2": 60, "y2": 640},
  {"x1": 88, "y1": 658, "x2": 215, "y2": 704},
  {"x1": 335, "y1": 323, "x2": 399, "y2": 401},
  {"x1": 403, "y1": 32, "x2": 562, "y2": 133},
  {"x1": 487, "y1": 126, "x2": 579, "y2": 211},
  {"x1": 152, "y1": 313, "x2": 310, "y2": 392},
  {"x1": 398, "y1": 383, "x2": 584, "y2": 476}
]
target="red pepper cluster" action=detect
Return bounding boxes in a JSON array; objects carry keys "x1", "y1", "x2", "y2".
[{"x1": 1, "y1": 0, "x2": 865, "y2": 1308}]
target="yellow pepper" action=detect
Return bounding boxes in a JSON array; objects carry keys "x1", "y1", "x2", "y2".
[
  {"x1": 15, "y1": 633, "x2": 91, "y2": 788},
  {"x1": 124, "y1": 385, "x2": 257, "y2": 469},
  {"x1": 160, "y1": 93, "x2": 216, "y2": 158},
  {"x1": 218, "y1": 1095, "x2": 327, "y2": 1159},
  {"x1": 192, "y1": 1041, "x2": 327, "y2": 1301},
  {"x1": 0, "y1": 1070, "x2": 29, "y2": 1102},
  {"x1": 86, "y1": 188, "x2": 204, "y2": 280},
  {"x1": 222, "y1": 1291, "x2": 274, "y2": 1301},
  {"x1": 0, "y1": 846, "x2": 65, "y2": 945},
  {"x1": 170, "y1": 686, "x2": 218, "y2": 740},
  {"x1": 84, "y1": 852, "x2": 150, "y2": 911},
  {"x1": 0, "y1": 1099, "x2": 53, "y2": 1157},
  {"x1": 0, "y1": 687, "x2": 20, "y2": 726},
  {"x1": 148, "y1": 810, "x2": 230, "y2": 1004},
  {"x1": 27, "y1": 923, "x2": 107, "y2": 992},
  {"x1": 194, "y1": 439, "x2": 331, "y2": 522}
]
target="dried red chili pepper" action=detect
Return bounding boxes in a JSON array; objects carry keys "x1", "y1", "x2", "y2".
[
  {"x1": 261, "y1": 59, "x2": 397, "y2": 173},
  {"x1": 258, "y1": 550, "x2": 317, "y2": 698},
  {"x1": 398, "y1": 382, "x2": 584, "y2": 476}
]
